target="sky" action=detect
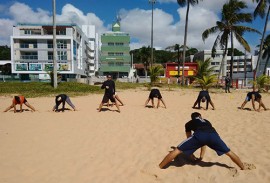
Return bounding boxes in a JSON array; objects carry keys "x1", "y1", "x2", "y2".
[{"x1": 0, "y1": 0, "x2": 268, "y2": 55}]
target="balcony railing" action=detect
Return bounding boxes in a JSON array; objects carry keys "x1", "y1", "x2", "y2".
[{"x1": 20, "y1": 55, "x2": 38, "y2": 60}]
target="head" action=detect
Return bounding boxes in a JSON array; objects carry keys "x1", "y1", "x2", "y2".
[
  {"x1": 201, "y1": 97, "x2": 206, "y2": 103},
  {"x1": 14, "y1": 96, "x2": 20, "y2": 103},
  {"x1": 191, "y1": 112, "x2": 201, "y2": 120},
  {"x1": 107, "y1": 75, "x2": 112, "y2": 80}
]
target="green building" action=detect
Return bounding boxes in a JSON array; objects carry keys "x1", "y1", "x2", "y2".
[{"x1": 99, "y1": 19, "x2": 131, "y2": 78}]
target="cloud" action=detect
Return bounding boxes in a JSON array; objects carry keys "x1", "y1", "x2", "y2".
[
  {"x1": 0, "y1": 2, "x2": 107, "y2": 46},
  {"x1": 0, "y1": 1, "x2": 262, "y2": 53}
]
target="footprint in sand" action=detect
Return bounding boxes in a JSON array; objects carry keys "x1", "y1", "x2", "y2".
[
  {"x1": 229, "y1": 168, "x2": 239, "y2": 177},
  {"x1": 140, "y1": 169, "x2": 160, "y2": 180},
  {"x1": 243, "y1": 162, "x2": 256, "y2": 170}
]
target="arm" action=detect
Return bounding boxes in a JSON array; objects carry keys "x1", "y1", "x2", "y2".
[
  {"x1": 20, "y1": 104, "x2": 23, "y2": 113},
  {"x1": 160, "y1": 98, "x2": 166, "y2": 108}
]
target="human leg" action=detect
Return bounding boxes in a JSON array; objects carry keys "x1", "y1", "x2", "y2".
[
  {"x1": 24, "y1": 102, "x2": 36, "y2": 112},
  {"x1": 144, "y1": 98, "x2": 150, "y2": 107},
  {"x1": 160, "y1": 98, "x2": 167, "y2": 108},
  {"x1": 159, "y1": 148, "x2": 182, "y2": 169},
  {"x1": 210, "y1": 100, "x2": 215, "y2": 110},
  {"x1": 240, "y1": 101, "x2": 247, "y2": 109},
  {"x1": 66, "y1": 96, "x2": 76, "y2": 111},
  {"x1": 4, "y1": 103, "x2": 15, "y2": 112},
  {"x1": 226, "y1": 151, "x2": 245, "y2": 170},
  {"x1": 115, "y1": 95, "x2": 124, "y2": 106}
]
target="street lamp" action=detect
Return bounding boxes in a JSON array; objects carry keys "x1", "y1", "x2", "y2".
[
  {"x1": 52, "y1": 0, "x2": 57, "y2": 88},
  {"x1": 149, "y1": 0, "x2": 156, "y2": 69}
]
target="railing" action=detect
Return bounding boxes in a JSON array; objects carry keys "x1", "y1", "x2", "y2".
[
  {"x1": 20, "y1": 55, "x2": 38, "y2": 60},
  {"x1": 20, "y1": 44, "x2": 38, "y2": 48}
]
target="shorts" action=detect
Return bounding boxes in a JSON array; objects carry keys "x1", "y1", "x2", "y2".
[
  {"x1": 177, "y1": 131, "x2": 230, "y2": 156},
  {"x1": 245, "y1": 96, "x2": 251, "y2": 101},
  {"x1": 102, "y1": 94, "x2": 116, "y2": 103}
]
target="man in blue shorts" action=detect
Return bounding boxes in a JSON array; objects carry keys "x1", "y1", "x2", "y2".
[
  {"x1": 240, "y1": 91, "x2": 267, "y2": 111},
  {"x1": 159, "y1": 112, "x2": 245, "y2": 170}
]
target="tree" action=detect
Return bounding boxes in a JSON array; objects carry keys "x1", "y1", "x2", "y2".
[
  {"x1": 177, "y1": 0, "x2": 202, "y2": 86},
  {"x1": 260, "y1": 34, "x2": 270, "y2": 74},
  {"x1": 139, "y1": 46, "x2": 151, "y2": 77},
  {"x1": 166, "y1": 44, "x2": 182, "y2": 76},
  {"x1": 202, "y1": 0, "x2": 260, "y2": 82},
  {"x1": 149, "y1": 65, "x2": 163, "y2": 84},
  {"x1": 193, "y1": 58, "x2": 217, "y2": 89},
  {"x1": 194, "y1": 75, "x2": 218, "y2": 90},
  {"x1": 249, "y1": 74, "x2": 270, "y2": 91},
  {"x1": 253, "y1": 0, "x2": 270, "y2": 78},
  {"x1": 0, "y1": 46, "x2": 11, "y2": 60},
  {"x1": 195, "y1": 58, "x2": 216, "y2": 79}
]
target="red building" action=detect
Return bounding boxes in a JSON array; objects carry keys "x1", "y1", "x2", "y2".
[{"x1": 165, "y1": 62, "x2": 198, "y2": 78}]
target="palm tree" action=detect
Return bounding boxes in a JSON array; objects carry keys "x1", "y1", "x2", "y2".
[
  {"x1": 149, "y1": 65, "x2": 163, "y2": 84},
  {"x1": 194, "y1": 75, "x2": 218, "y2": 90},
  {"x1": 139, "y1": 46, "x2": 151, "y2": 77},
  {"x1": 260, "y1": 34, "x2": 270, "y2": 74},
  {"x1": 193, "y1": 58, "x2": 217, "y2": 90},
  {"x1": 202, "y1": 0, "x2": 260, "y2": 82},
  {"x1": 195, "y1": 58, "x2": 216, "y2": 79},
  {"x1": 249, "y1": 74, "x2": 270, "y2": 91},
  {"x1": 253, "y1": 0, "x2": 270, "y2": 78},
  {"x1": 177, "y1": 0, "x2": 202, "y2": 86}
]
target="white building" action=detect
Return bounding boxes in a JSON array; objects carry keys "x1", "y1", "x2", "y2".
[
  {"x1": 10, "y1": 23, "x2": 98, "y2": 81},
  {"x1": 193, "y1": 50, "x2": 258, "y2": 79}
]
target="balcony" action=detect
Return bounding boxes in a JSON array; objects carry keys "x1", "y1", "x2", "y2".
[{"x1": 20, "y1": 55, "x2": 38, "y2": 60}]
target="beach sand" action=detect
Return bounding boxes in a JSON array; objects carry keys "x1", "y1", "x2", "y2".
[{"x1": 1, "y1": 88, "x2": 270, "y2": 183}]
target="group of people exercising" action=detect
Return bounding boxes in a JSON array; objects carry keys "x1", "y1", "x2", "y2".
[{"x1": 3, "y1": 75, "x2": 267, "y2": 171}]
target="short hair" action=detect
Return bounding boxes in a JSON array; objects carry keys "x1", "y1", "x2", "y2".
[
  {"x1": 201, "y1": 97, "x2": 206, "y2": 103},
  {"x1": 14, "y1": 96, "x2": 20, "y2": 103},
  {"x1": 191, "y1": 112, "x2": 201, "y2": 120}
]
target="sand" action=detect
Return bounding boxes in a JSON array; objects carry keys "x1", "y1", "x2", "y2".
[{"x1": 0, "y1": 88, "x2": 270, "y2": 183}]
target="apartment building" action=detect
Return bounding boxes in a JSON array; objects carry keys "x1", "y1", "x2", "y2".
[
  {"x1": 193, "y1": 50, "x2": 257, "y2": 79},
  {"x1": 99, "y1": 19, "x2": 131, "y2": 78},
  {"x1": 10, "y1": 23, "x2": 98, "y2": 81}
]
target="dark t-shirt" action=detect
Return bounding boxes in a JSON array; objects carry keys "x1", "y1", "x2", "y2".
[
  {"x1": 101, "y1": 80, "x2": 115, "y2": 96},
  {"x1": 196, "y1": 90, "x2": 211, "y2": 109},
  {"x1": 185, "y1": 117, "x2": 216, "y2": 133}
]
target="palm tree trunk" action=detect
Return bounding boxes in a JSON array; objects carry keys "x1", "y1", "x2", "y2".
[
  {"x1": 255, "y1": 5, "x2": 270, "y2": 79},
  {"x1": 230, "y1": 31, "x2": 234, "y2": 80},
  {"x1": 182, "y1": 1, "x2": 190, "y2": 86}
]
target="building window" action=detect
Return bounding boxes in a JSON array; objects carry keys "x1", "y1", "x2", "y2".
[
  {"x1": 24, "y1": 30, "x2": 31, "y2": 35},
  {"x1": 108, "y1": 62, "x2": 114, "y2": 66},
  {"x1": 108, "y1": 52, "x2": 114, "y2": 56},
  {"x1": 57, "y1": 51, "x2": 67, "y2": 60},
  {"x1": 57, "y1": 40, "x2": 67, "y2": 49},
  {"x1": 20, "y1": 52, "x2": 38, "y2": 60},
  {"x1": 115, "y1": 42, "x2": 124, "y2": 46},
  {"x1": 115, "y1": 52, "x2": 123, "y2": 56},
  {"x1": 116, "y1": 62, "x2": 124, "y2": 66}
]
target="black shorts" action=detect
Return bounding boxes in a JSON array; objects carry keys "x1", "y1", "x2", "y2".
[{"x1": 102, "y1": 94, "x2": 116, "y2": 103}]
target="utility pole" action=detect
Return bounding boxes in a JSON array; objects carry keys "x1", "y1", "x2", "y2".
[
  {"x1": 149, "y1": 0, "x2": 156, "y2": 69},
  {"x1": 53, "y1": 0, "x2": 57, "y2": 88}
]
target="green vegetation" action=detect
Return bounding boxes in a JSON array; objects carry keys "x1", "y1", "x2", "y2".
[{"x1": 0, "y1": 81, "x2": 146, "y2": 98}]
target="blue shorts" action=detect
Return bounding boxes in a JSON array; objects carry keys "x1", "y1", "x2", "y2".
[
  {"x1": 177, "y1": 131, "x2": 230, "y2": 156},
  {"x1": 245, "y1": 96, "x2": 251, "y2": 101}
]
